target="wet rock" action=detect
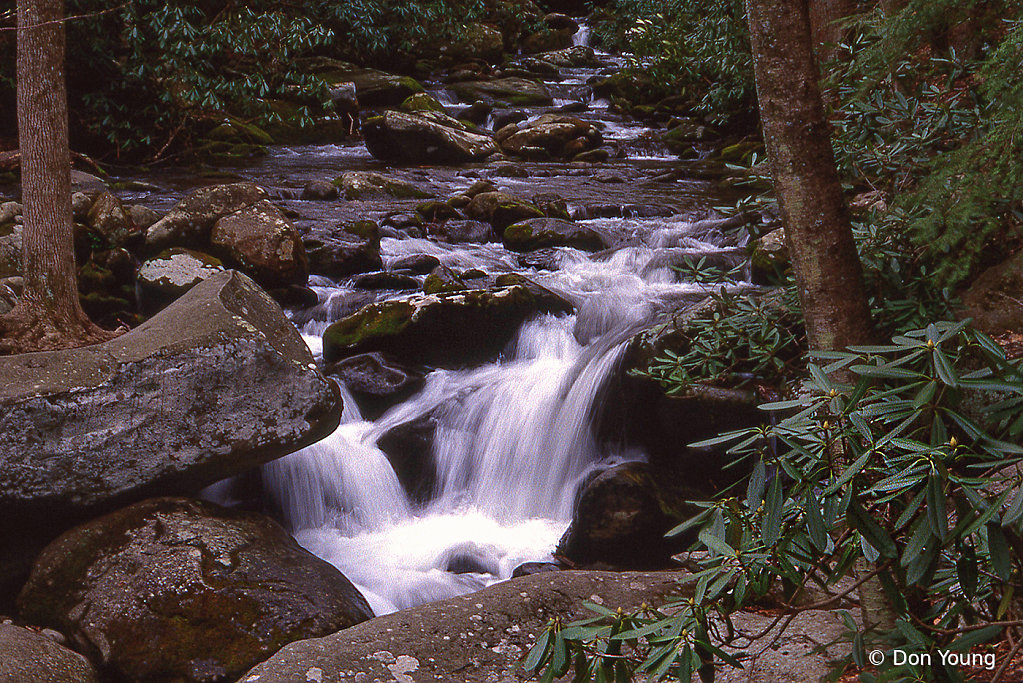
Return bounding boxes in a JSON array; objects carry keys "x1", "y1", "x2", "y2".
[
  {"x1": 70, "y1": 170, "x2": 108, "y2": 196},
  {"x1": 363, "y1": 111, "x2": 499, "y2": 165},
  {"x1": 490, "y1": 163, "x2": 530, "y2": 178},
  {"x1": 521, "y1": 26, "x2": 576, "y2": 53},
  {"x1": 303, "y1": 220, "x2": 382, "y2": 278},
  {"x1": 136, "y1": 248, "x2": 226, "y2": 312},
  {"x1": 558, "y1": 462, "x2": 682, "y2": 569},
  {"x1": 400, "y1": 92, "x2": 447, "y2": 114},
  {"x1": 494, "y1": 122, "x2": 522, "y2": 144},
  {"x1": 416, "y1": 200, "x2": 462, "y2": 222},
  {"x1": 442, "y1": 542, "x2": 500, "y2": 575},
  {"x1": 377, "y1": 413, "x2": 439, "y2": 503},
  {"x1": 323, "y1": 352, "x2": 426, "y2": 421},
  {"x1": 512, "y1": 561, "x2": 561, "y2": 578},
  {"x1": 0, "y1": 623, "x2": 100, "y2": 683},
  {"x1": 535, "y1": 45, "x2": 601, "y2": 68},
  {"x1": 465, "y1": 191, "x2": 544, "y2": 231},
  {"x1": 447, "y1": 23, "x2": 505, "y2": 64},
  {"x1": 71, "y1": 192, "x2": 92, "y2": 221},
  {"x1": 301, "y1": 180, "x2": 339, "y2": 200},
  {"x1": 268, "y1": 284, "x2": 320, "y2": 309},
  {"x1": 503, "y1": 217, "x2": 605, "y2": 252},
  {"x1": 86, "y1": 192, "x2": 139, "y2": 249},
  {"x1": 336, "y1": 171, "x2": 433, "y2": 201},
  {"x1": 517, "y1": 247, "x2": 562, "y2": 271},
  {"x1": 458, "y1": 101, "x2": 493, "y2": 127},
  {"x1": 423, "y1": 265, "x2": 471, "y2": 294},
  {"x1": 494, "y1": 273, "x2": 574, "y2": 313},
  {"x1": 750, "y1": 227, "x2": 790, "y2": 284},
  {"x1": 241, "y1": 570, "x2": 690, "y2": 683},
  {"x1": 531, "y1": 192, "x2": 570, "y2": 220},
  {"x1": 390, "y1": 253, "x2": 441, "y2": 274},
  {"x1": 450, "y1": 77, "x2": 553, "y2": 106},
  {"x1": 145, "y1": 182, "x2": 268, "y2": 253},
  {"x1": 501, "y1": 114, "x2": 601, "y2": 159},
  {"x1": 572, "y1": 203, "x2": 676, "y2": 220},
  {"x1": 0, "y1": 271, "x2": 342, "y2": 602},
  {"x1": 210, "y1": 200, "x2": 309, "y2": 288},
  {"x1": 382, "y1": 212, "x2": 425, "y2": 230},
  {"x1": 427, "y1": 219, "x2": 496, "y2": 244},
  {"x1": 573, "y1": 148, "x2": 611, "y2": 163},
  {"x1": 18, "y1": 497, "x2": 373, "y2": 683},
  {"x1": 661, "y1": 118, "x2": 713, "y2": 156},
  {"x1": 321, "y1": 286, "x2": 539, "y2": 368},
  {"x1": 463, "y1": 179, "x2": 498, "y2": 198},
  {"x1": 352, "y1": 272, "x2": 421, "y2": 291},
  {"x1": 492, "y1": 109, "x2": 528, "y2": 130}
]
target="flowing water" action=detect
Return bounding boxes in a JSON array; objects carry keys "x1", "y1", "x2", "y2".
[{"x1": 150, "y1": 27, "x2": 750, "y2": 615}]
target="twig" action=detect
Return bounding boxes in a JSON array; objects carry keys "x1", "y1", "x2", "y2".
[{"x1": 992, "y1": 633, "x2": 1023, "y2": 683}]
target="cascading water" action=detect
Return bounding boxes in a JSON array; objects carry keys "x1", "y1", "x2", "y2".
[{"x1": 260, "y1": 213, "x2": 741, "y2": 616}]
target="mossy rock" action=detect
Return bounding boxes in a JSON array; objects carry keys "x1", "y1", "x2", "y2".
[
  {"x1": 503, "y1": 218, "x2": 605, "y2": 252},
  {"x1": 208, "y1": 118, "x2": 275, "y2": 145},
  {"x1": 400, "y1": 93, "x2": 447, "y2": 114},
  {"x1": 322, "y1": 286, "x2": 539, "y2": 368},
  {"x1": 333, "y1": 172, "x2": 434, "y2": 201}
]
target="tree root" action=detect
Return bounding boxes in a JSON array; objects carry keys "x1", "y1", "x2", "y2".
[{"x1": 0, "y1": 303, "x2": 124, "y2": 356}]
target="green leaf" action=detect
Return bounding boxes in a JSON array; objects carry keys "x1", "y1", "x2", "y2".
[
  {"x1": 551, "y1": 633, "x2": 569, "y2": 678},
  {"x1": 956, "y1": 543, "x2": 978, "y2": 599},
  {"x1": 947, "y1": 625, "x2": 1003, "y2": 651},
  {"x1": 926, "y1": 471, "x2": 948, "y2": 541},
  {"x1": 524, "y1": 628, "x2": 551, "y2": 673},
  {"x1": 987, "y1": 523, "x2": 1012, "y2": 582},
  {"x1": 932, "y1": 348, "x2": 959, "y2": 387},
  {"x1": 805, "y1": 490, "x2": 828, "y2": 551},
  {"x1": 822, "y1": 449, "x2": 873, "y2": 496},
  {"x1": 747, "y1": 459, "x2": 767, "y2": 510},
  {"x1": 901, "y1": 520, "x2": 934, "y2": 567},
  {"x1": 848, "y1": 500, "x2": 898, "y2": 558},
  {"x1": 699, "y1": 528, "x2": 737, "y2": 558},
  {"x1": 761, "y1": 475, "x2": 784, "y2": 546}
]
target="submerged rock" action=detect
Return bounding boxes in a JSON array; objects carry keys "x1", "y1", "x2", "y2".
[
  {"x1": 323, "y1": 352, "x2": 426, "y2": 420},
  {"x1": 363, "y1": 111, "x2": 499, "y2": 165},
  {"x1": 322, "y1": 286, "x2": 539, "y2": 368},
  {"x1": 377, "y1": 413, "x2": 440, "y2": 503},
  {"x1": 18, "y1": 497, "x2": 373, "y2": 683},
  {"x1": 0, "y1": 271, "x2": 341, "y2": 601}
]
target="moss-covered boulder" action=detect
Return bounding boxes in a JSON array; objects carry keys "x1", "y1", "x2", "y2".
[
  {"x1": 299, "y1": 57, "x2": 425, "y2": 107},
  {"x1": 322, "y1": 286, "x2": 538, "y2": 367},
  {"x1": 465, "y1": 191, "x2": 545, "y2": 230},
  {"x1": 18, "y1": 497, "x2": 373, "y2": 683},
  {"x1": 400, "y1": 92, "x2": 448, "y2": 114},
  {"x1": 363, "y1": 111, "x2": 499, "y2": 165},
  {"x1": 503, "y1": 217, "x2": 606, "y2": 252},
  {"x1": 449, "y1": 78, "x2": 553, "y2": 106}
]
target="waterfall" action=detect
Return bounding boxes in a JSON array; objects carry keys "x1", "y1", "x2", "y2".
[{"x1": 573, "y1": 22, "x2": 592, "y2": 47}]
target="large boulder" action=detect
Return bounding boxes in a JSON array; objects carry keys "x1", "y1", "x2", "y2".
[
  {"x1": 0, "y1": 271, "x2": 341, "y2": 601},
  {"x1": 210, "y1": 200, "x2": 309, "y2": 288},
  {"x1": 0, "y1": 623, "x2": 101, "y2": 683},
  {"x1": 503, "y1": 217, "x2": 606, "y2": 252},
  {"x1": 377, "y1": 413, "x2": 440, "y2": 503},
  {"x1": 145, "y1": 182, "x2": 268, "y2": 252},
  {"x1": 363, "y1": 111, "x2": 499, "y2": 165},
  {"x1": 302, "y1": 58, "x2": 425, "y2": 107},
  {"x1": 449, "y1": 77, "x2": 553, "y2": 106},
  {"x1": 322, "y1": 286, "x2": 538, "y2": 367},
  {"x1": 303, "y1": 220, "x2": 383, "y2": 278},
  {"x1": 18, "y1": 497, "x2": 373, "y2": 683},
  {"x1": 465, "y1": 191, "x2": 545, "y2": 231},
  {"x1": 241, "y1": 570, "x2": 689, "y2": 683},
  {"x1": 958, "y1": 251, "x2": 1023, "y2": 335}
]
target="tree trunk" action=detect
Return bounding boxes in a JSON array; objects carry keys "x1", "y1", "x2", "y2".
[
  {"x1": 0, "y1": 0, "x2": 118, "y2": 354},
  {"x1": 809, "y1": 0, "x2": 853, "y2": 62},
  {"x1": 746, "y1": 0, "x2": 873, "y2": 353},
  {"x1": 746, "y1": 0, "x2": 894, "y2": 634}
]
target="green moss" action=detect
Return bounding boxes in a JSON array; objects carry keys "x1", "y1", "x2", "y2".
[
  {"x1": 400, "y1": 93, "x2": 446, "y2": 114},
  {"x1": 398, "y1": 76, "x2": 426, "y2": 94},
  {"x1": 324, "y1": 301, "x2": 415, "y2": 348},
  {"x1": 340, "y1": 220, "x2": 379, "y2": 241}
]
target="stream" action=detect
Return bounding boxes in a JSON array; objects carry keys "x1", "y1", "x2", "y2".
[{"x1": 115, "y1": 28, "x2": 750, "y2": 616}]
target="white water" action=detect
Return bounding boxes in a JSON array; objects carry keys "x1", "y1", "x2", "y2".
[{"x1": 257, "y1": 213, "x2": 740, "y2": 615}]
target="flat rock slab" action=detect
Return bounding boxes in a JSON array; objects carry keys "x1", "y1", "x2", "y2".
[
  {"x1": 0, "y1": 271, "x2": 341, "y2": 599},
  {"x1": 241, "y1": 570, "x2": 690, "y2": 683}
]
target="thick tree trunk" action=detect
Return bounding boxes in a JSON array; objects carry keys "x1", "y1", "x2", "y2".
[
  {"x1": 746, "y1": 0, "x2": 873, "y2": 353},
  {"x1": 0, "y1": 0, "x2": 118, "y2": 354},
  {"x1": 746, "y1": 0, "x2": 893, "y2": 634}
]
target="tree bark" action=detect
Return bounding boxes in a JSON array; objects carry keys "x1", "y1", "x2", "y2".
[
  {"x1": 0, "y1": 0, "x2": 119, "y2": 354},
  {"x1": 746, "y1": 0, "x2": 893, "y2": 634},
  {"x1": 746, "y1": 0, "x2": 873, "y2": 353},
  {"x1": 809, "y1": 0, "x2": 853, "y2": 62}
]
